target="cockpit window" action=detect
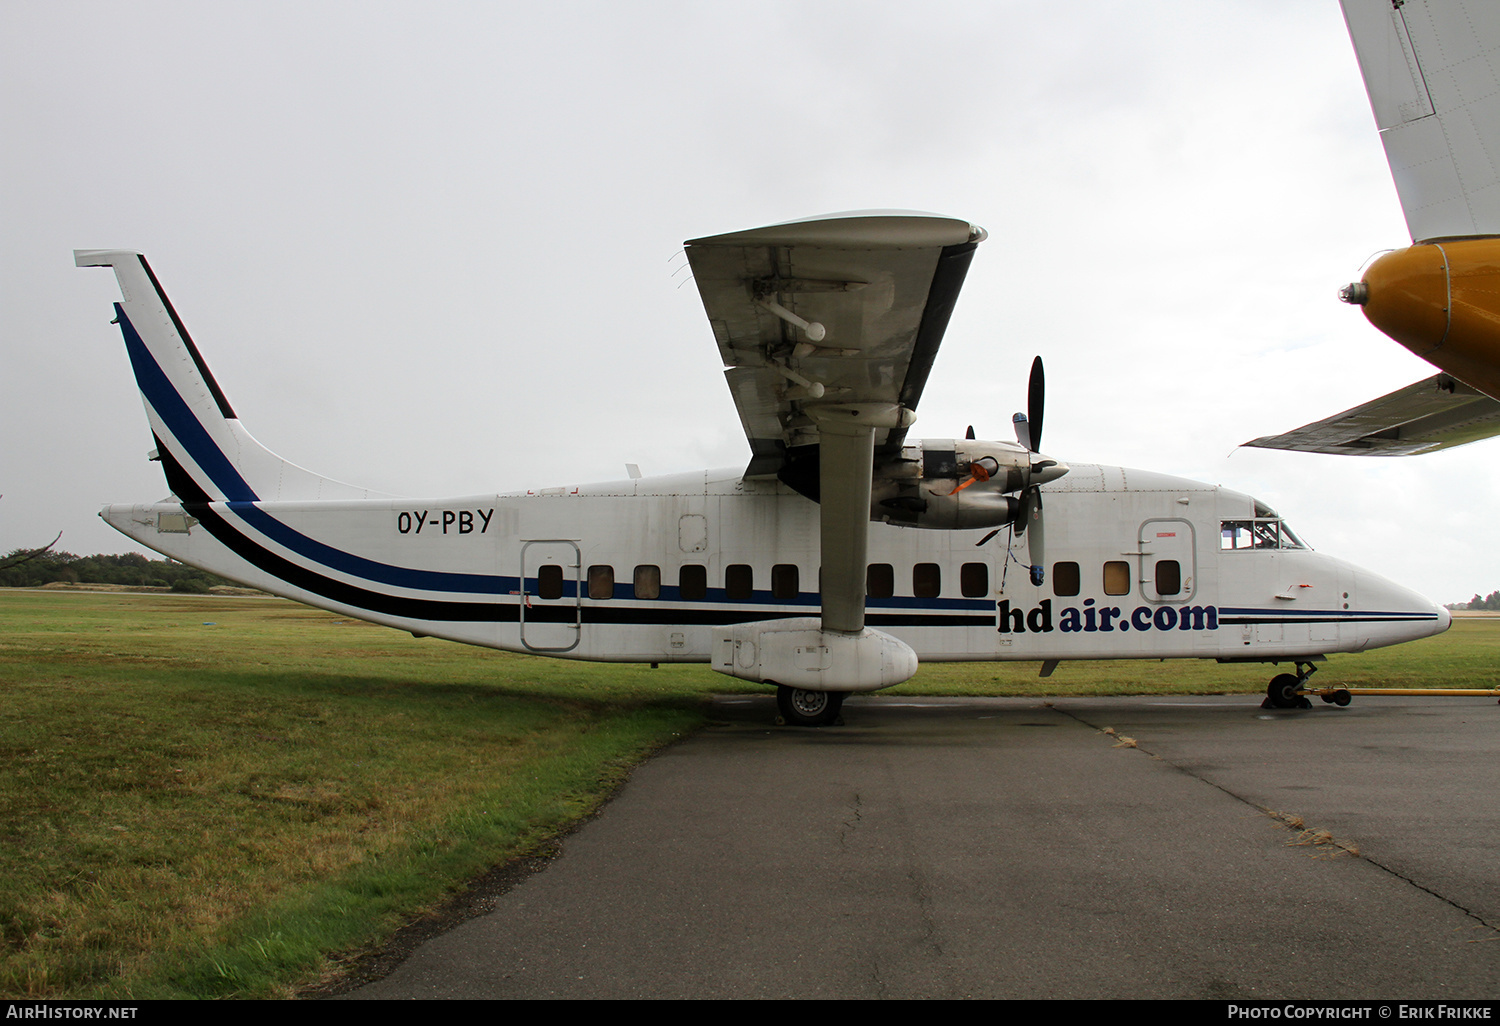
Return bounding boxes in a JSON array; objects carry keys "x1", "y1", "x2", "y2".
[{"x1": 1221, "y1": 519, "x2": 1306, "y2": 550}]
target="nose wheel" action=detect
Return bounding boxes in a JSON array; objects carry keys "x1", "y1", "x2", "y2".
[{"x1": 1264, "y1": 662, "x2": 1320, "y2": 709}]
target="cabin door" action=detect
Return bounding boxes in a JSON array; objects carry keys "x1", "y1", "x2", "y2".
[
  {"x1": 519, "y1": 540, "x2": 581, "y2": 653},
  {"x1": 1138, "y1": 518, "x2": 1197, "y2": 603}
]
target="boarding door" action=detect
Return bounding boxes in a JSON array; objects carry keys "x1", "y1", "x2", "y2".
[
  {"x1": 519, "y1": 540, "x2": 581, "y2": 653},
  {"x1": 1138, "y1": 519, "x2": 1196, "y2": 603}
]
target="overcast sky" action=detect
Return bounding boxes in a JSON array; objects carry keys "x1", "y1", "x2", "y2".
[{"x1": 4, "y1": 1, "x2": 1496, "y2": 605}]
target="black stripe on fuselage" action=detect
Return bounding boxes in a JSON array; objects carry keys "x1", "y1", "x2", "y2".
[
  {"x1": 177, "y1": 493, "x2": 994, "y2": 629},
  {"x1": 189, "y1": 502, "x2": 506, "y2": 622},
  {"x1": 154, "y1": 432, "x2": 212, "y2": 505},
  {"x1": 521, "y1": 604, "x2": 994, "y2": 628},
  {"x1": 1218, "y1": 614, "x2": 1436, "y2": 624}
]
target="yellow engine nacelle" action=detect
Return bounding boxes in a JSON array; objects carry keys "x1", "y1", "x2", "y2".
[{"x1": 1345, "y1": 238, "x2": 1500, "y2": 399}]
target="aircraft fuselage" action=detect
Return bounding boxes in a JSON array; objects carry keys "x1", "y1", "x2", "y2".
[{"x1": 102, "y1": 461, "x2": 1447, "y2": 678}]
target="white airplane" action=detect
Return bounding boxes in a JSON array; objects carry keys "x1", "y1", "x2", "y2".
[
  {"x1": 77, "y1": 211, "x2": 1448, "y2": 726},
  {"x1": 1248, "y1": 0, "x2": 1500, "y2": 456}
]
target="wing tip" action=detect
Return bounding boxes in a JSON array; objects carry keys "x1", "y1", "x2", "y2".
[
  {"x1": 75, "y1": 249, "x2": 143, "y2": 268},
  {"x1": 687, "y1": 211, "x2": 984, "y2": 249}
]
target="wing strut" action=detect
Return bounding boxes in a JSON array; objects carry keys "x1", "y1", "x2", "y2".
[
  {"x1": 815, "y1": 423, "x2": 875, "y2": 634},
  {"x1": 807, "y1": 402, "x2": 915, "y2": 634}
]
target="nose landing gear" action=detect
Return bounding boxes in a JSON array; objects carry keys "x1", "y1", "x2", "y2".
[{"x1": 1264, "y1": 661, "x2": 1321, "y2": 709}]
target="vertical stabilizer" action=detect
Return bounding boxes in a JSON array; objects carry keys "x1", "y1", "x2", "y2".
[{"x1": 75, "y1": 251, "x2": 387, "y2": 503}]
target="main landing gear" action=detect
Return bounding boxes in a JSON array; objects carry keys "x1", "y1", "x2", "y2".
[
  {"x1": 1263, "y1": 661, "x2": 1343, "y2": 709},
  {"x1": 775, "y1": 685, "x2": 845, "y2": 727}
]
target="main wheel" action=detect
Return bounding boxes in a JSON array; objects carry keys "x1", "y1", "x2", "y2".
[
  {"x1": 1267, "y1": 673, "x2": 1303, "y2": 709},
  {"x1": 776, "y1": 686, "x2": 844, "y2": 727}
]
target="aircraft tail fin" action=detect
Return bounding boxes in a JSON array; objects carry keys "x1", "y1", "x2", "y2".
[
  {"x1": 75, "y1": 251, "x2": 385, "y2": 503},
  {"x1": 1342, "y1": 0, "x2": 1500, "y2": 242}
]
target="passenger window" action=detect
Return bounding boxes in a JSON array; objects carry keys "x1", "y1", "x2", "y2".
[
  {"x1": 588, "y1": 565, "x2": 614, "y2": 600},
  {"x1": 1103, "y1": 560, "x2": 1130, "y2": 596},
  {"x1": 1053, "y1": 562, "x2": 1080, "y2": 597},
  {"x1": 867, "y1": 563, "x2": 894, "y2": 598},
  {"x1": 679, "y1": 564, "x2": 706, "y2": 601},
  {"x1": 772, "y1": 564, "x2": 799, "y2": 600},
  {"x1": 960, "y1": 562, "x2": 988, "y2": 598},
  {"x1": 913, "y1": 563, "x2": 941, "y2": 598},
  {"x1": 725, "y1": 564, "x2": 753, "y2": 601},
  {"x1": 537, "y1": 564, "x2": 564, "y2": 600},
  {"x1": 1155, "y1": 559, "x2": 1181, "y2": 596},
  {"x1": 634, "y1": 564, "x2": 660, "y2": 600}
]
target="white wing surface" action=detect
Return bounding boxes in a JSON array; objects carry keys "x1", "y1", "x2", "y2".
[
  {"x1": 685, "y1": 211, "x2": 986, "y2": 477},
  {"x1": 1342, "y1": 0, "x2": 1500, "y2": 241}
]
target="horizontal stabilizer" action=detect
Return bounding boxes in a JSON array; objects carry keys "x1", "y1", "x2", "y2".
[{"x1": 1244, "y1": 373, "x2": 1500, "y2": 456}]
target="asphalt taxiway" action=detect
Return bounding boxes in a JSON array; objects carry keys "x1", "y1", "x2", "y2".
[{"x1": 345, "y1": 694, "x2": 1500, "y2": 1000}]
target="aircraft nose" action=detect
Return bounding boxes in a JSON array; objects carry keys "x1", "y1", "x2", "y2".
[{"x1": 1436, "y1": 603, "x2": 1452, "y2": 634}]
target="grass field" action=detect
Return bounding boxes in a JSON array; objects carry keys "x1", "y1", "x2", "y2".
[{"x1": 1, "y1": 590, "x2": 1493, "y2": 999}]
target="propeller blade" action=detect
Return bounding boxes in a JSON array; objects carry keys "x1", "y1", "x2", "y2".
[
  {"x1": 1014, "y1": 484, "x2": 1035, "y2": 537},
  {"x1": 1012, "y1": 412, "x2": 1032, "y2": 452},
  {"x1": 1027, "y1": 356, "x2": 1045, "y2": 455},
  {"x1": 1008, "y1": 357, "x2": 1054, "y2": 585},
  {"x1": 1012, "y1": 487, "x2": 1045, "y2": 582},
  {"x1": 965, "y1": 425, "x2": 975, "y2": 440},
  {"x1": 1027, "y1": 490, "x2": 1046, "y2": 585}
]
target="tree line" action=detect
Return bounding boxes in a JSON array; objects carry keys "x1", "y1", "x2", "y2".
[
  {"x1": 1450, "y1": 591, "x2": 1500, "y2": 611},
  {"x1": 0, "y1": 549, "x2": 236, "y2": 593}
]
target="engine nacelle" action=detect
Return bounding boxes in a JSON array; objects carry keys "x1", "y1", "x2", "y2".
[{"x1": 871, "y1": 438, "x2": 1040, "y2": 529}]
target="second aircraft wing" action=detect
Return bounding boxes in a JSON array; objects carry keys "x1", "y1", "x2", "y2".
[{"x1": 1244, "y1": 373, "x2": 1500, "y2": 456}]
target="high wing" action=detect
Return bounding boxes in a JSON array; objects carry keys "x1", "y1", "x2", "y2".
[
  {"x1": 685, "y1": 211, "x2": 985, "y2": 643},
  {"x1": 685, "y1": 212, "x2": 986, "y2": 478},
  {"x1": 1341, "y1": 0, "x2": 1500, "y2": 243},
  {"x1": 1244, "y1": 374, "x2": 1500, "y2": 456}
]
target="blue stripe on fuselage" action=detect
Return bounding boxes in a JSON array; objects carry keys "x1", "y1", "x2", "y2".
[
  {"x1": 226, "y1": 501, "x2": 501, "y2": 594},
  {"x1": 116, "y1": 305, "x2": 258, "y2": 502}
]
